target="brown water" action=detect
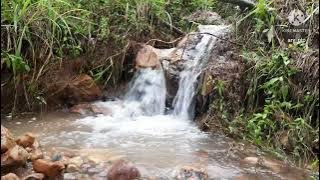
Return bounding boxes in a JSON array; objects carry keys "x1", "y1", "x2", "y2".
[{"x1": 1, "y1": 109, "x2": 310, "y2": 179}]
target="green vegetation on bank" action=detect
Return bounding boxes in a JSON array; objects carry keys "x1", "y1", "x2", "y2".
[
  {"x1": 1, "y1": 0, "x2": 217, "y2": 112},
  {"x1": 217, "y1": 0, "x2": 318, "y2": 168}
]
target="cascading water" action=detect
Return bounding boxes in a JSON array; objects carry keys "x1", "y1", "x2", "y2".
[
  {"x1": 124, "y1": 68, "x2": 166, "y2": 116},
  {"x1": 172, "y1": 25, "x2": 230, "y2": 119},
  {"x1": 75, "y1": 25, "x2": 230, "y2": 134}
]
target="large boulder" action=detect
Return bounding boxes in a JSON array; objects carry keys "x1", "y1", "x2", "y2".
[
  {"x1": 107, "y1": 160, "x2": 141, "y2": 180},
  {"x1": 1, "y1": 126, "x2": 16, "y2": 154},
  {"x1": 135, "y1": 45, "x2": 161, "y2": 69},
  {"x1": 46, "y1": 74, "x2": 102, "y2": 107}
]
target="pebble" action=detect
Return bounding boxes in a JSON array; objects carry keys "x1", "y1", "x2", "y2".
[
  {"x1": 64, "y1": 173, "x2": 78, "y2": 180},
  {"x1": 15, "y1": 122, "x2": 22, "y2": 125},
  {"x1": 97, "y1": 170, "x2": 108, "y2": 177},
  {"x1": 87, "y1": 167, "x2": 100, "y2": 174},
  {"x1": 67, "y1": 164, "x2": 80, "y2": 173}
]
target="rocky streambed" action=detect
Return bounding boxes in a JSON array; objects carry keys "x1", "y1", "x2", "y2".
[{"x1": 1, "y1": 112, "x2": 312, "y2": 180}]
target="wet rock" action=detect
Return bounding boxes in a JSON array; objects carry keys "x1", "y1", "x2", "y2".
[
  {"x1": 63, "y1": 173, "x2": 78, "y2": 180},
  {"x1": 1, "y1": 173, "x2": 20, "y2": 180},
  {"x1": 68, "y1": 74, "x2": 102, "y2": 102},
  {"x1": 1, "y1": 145, "x2": 29, "y2": 171},
  {"x1": 87, "y1": 167, "x2": 101, "y2": 174},
  {"x1": 32, "y1": 159, "x2": 65, "y2": 178},
  {"x1": 68, "y1": 156, "x2": 84, "y2": 168},
  {"x1": 29, "y1": 149, "x2": 43, "y2": 161},
  {"x1": 1, "y1": 126, "x2": 16, "y2": 154},
  {"x1": 91, "y1": 105, "x2": 113, "y2": 116},
  {"x1": 15, "y1": 133, "x2": 35, "y2": 148},
  {"x1": 107, "y1": 160, "x2": 141, "y2": 180},
  {"x1": 46, "y1": 74, "x2": 102, "y2": 107},
  {"x1": 28, "y1": 140, "x2": 43, "y2": 161},
  {"x1": 97, "y1": 170, "x2": 108, "y2": 177},
  {"x1": 175, "y1": 165, "x2": 208, "y2": 180},
  {"x1": 195, "y1": 33, "x2": 245, "y2": 125},
  {"x1": 31, "y1": 140, "x2": 40, "y2": 150},
  {"x1": 241, "y1": 156, "x2": 285, "y2": 173},
  {"x1": 261, "y1": 158, "x2": 284, "y2": 173},
  {"x1": 69, "y1": 103, "x2": 93, "y2": 115},
  {"x1": 241, "y1": 156, "x2": 259, "y2": 165},
  {"x1": 70, "y1": 103, "x2": 112, "y2": 116},
  {"x1": 200, "y1": 73, "x2": 214, "y2": 96},
  {"x1": 80, "y1": 163, "x2": 91, "y2": 172},
  {"x1": 22, "y1": 173, "x2": 45, "y2": 180},
  {"x1": 135, "y1": 45, "x2": 161, "y2": 69}
]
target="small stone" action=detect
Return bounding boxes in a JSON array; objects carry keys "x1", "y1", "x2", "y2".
[
  {"x1": 66, "y1": 164, "x2": 80, "y2": 173},
  {"x1": 1, "y1": 173, "x2": 20, "y2": 180},
  {"x1": 22, "y1": 173, "x2": 45, "y2": 180},
  {"x1": 32, "y1": 159, "x2": 65, "y2": 178},
  {"x1": 30, "y1": 149, "x2": 44, "y2": 161},
  {"x1": 51, "y1": 153, "x2": 62, "y2": 162},
  {"x1": 175, "y1": 165, "x2": 208, "y2": 180},
  {"x1": 107, "y1": 160, "x2": 141, "y2": 180},
  {"x1": 15, "y1": 133, "x2": 35, "y2": 148},
  {"x1": 68, "y1": 156, "x2": 83, "y2": 167},
  {"x1": 63, "y1": 173, "x2": 78, "y2": 180},
  {"x1": 87, "y1": 167, "x2": 100, "y2": 174},
  {"x1": 242, "y1": 157, "x2": 259, "y2": 165},
  {"x1": 97, "y1": 170, "x2": 108, "y2": 177},
  {"x1": 80, "y1": 163, "x2": 91, "y2": 172}
]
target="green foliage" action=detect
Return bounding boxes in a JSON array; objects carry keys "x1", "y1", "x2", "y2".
[
  {"x1": 237, "y1": 0, "x2": 276, "y2": 45},
  {"x1": 1, "y1": 53, "x2": 30, "y2": 75},
  {"x1": 239, "y1": 50, "x2": 319, "y2": 162},
  {"x1": 1, "y1": 0, "x2": 218, "y2": 112}
]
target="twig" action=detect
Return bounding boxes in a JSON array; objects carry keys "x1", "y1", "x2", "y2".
[
  {"x1": 146, "y1": 37, "x2": 183, "y2": 46},
  {"x1": 158, "y1": 19, "x2": 185, "y2": 36}
]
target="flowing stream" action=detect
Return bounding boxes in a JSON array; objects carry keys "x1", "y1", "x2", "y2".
[{"x1": 2, "y1": 25, "x2": 310, "y2": 179}]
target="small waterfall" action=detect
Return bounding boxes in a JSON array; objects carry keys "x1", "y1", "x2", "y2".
[
  {"x1": 172, "y1": 25, "x2": 229, "y2": 119},
  {"x1": 92, "y1": 25, "x2": 228, "y2": 119},
  {"x1": 125, "y1": 68, "x2": 166, "y2": 116}
]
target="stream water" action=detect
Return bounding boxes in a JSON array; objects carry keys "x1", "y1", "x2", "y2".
[{"x1": 1, "y1": 25, "x2": 311, "y2": 179}]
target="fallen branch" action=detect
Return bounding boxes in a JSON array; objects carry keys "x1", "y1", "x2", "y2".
[{"x1": 146, "y1": 37, "x2": 183, "y2": 46}]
